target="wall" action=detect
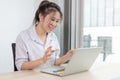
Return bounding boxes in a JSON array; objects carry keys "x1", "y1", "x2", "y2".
[{"x1": 0, "y1": 0, "x2": 36, "y2": 73}]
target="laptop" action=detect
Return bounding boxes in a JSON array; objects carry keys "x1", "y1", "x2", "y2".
[{"x1": 40, "y1": 47, "x2": 102, "y2": 76}]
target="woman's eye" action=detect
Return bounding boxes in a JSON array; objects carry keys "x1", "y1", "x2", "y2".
[
  {"x1": 50, "y1": 18, "x2": 60, "y2": 23},
  {"x1": 51, "y1": 18, "x2": 55, "y2": 21},
  {"x1": 56, "y1": 21, "x2": 59, "y2": 23}
]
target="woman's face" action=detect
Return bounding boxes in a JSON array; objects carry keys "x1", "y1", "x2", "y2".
[{"x1": 41, "y1": 12, "x2": 61, "y2": 33}]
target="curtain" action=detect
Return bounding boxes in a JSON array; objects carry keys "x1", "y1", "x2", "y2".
[{"x1": 63, "y1": 0, "x2": 84, "y2": 55}]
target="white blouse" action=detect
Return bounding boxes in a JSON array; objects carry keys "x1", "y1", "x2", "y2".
[{"x1": 15, "y1": 25, "x2": 60, "y2": 70}]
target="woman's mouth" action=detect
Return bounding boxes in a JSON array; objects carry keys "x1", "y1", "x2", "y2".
[{"x1": 48, "y1": 26, "x2": 53, "y2": 31}]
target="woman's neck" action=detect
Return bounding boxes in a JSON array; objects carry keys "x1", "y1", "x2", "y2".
[
  {"x1": 36, "y1": 23, "x2": 47, "y2": 37},
  {"x1": 35, "y1": 23, "x2": 48, "y2": 44}
]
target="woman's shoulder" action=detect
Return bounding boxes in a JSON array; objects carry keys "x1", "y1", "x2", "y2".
[
  {"x1": 17, "y1": 25, "x2": 34, "y2": 40},
  {"x1": 17, "y1": 28, "x2": 29, "y2": 38}
]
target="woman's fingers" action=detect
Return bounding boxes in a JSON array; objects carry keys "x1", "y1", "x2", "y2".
[
  {"x1": 66, "y1": 49, "x2": 75, "y2": 58},
  {"x1": 67, "y1": 49, "x2": 75, "y2": 55},
  {"x1": 45, "y1": 46, "x2": 55, "y2": 56},
  {"x1": 45, "y1": 46, "x2": 52, "y2": 53},
  {"x1": 43, "y1": 46, "x2": 55, "y2": 63}
]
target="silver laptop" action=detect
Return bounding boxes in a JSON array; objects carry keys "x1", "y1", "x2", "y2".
[{"x1": 40, "y1": 48, "x2": 102, "y2": 76}]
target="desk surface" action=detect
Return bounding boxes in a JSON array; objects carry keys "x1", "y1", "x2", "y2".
[{"x1": 0, "y1": 63, "x2": 120, "y2": 80}]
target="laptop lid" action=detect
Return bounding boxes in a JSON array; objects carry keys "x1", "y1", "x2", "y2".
[
  {"x1": 40, "y1": 47, "x2": 102, "y2": 76},
  {"x1": 63, "y1": 47, "x2": 102, "y2": 76}
]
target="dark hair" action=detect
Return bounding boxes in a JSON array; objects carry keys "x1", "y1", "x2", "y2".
[{"x1": 33, "y1": 0, "x2": 63, "y2": 25}]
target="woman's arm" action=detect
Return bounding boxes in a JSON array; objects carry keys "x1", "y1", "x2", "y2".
[
  {"x1": 54, "y1": 49, "x2": 74, "y2": 66},
  {"x1": 21, "y1": 58, "x2": 44, "y2": 70},
  {"x1": 21, "y1": 46, "x2": 55, "y2": 70}
]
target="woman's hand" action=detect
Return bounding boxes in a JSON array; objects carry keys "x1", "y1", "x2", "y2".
[
  {"x1": 55, "y1": 49, "x2": 75, "y2": 66},
  {"x1": 66, "y1": 49, "x2": 75, "y2": 58},
  {"x1": 42, "y1": 46, "x2": 55, "y2": 64}
]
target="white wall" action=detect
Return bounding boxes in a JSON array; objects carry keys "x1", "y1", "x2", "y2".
[{"x1": 0, "y1": 0, "x2": 38, "y2": 73}]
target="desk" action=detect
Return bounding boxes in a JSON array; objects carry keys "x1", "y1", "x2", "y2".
[{"x1": 0, "y1": 63, "x2": 120, "y2": 80}]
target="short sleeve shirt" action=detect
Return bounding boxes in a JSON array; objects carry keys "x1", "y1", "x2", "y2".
[{"x1": 15, "y1": 25, "x2": 60, "y2": 70}]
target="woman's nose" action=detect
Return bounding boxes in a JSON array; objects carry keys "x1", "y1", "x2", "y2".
[{"x1": 51, "y1": 21, "x2": 57, "y2": 27}]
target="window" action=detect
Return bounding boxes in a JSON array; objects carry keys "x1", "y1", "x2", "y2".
[{"x1": 84, "y1": 0, "x2": 120, "y2": 27}]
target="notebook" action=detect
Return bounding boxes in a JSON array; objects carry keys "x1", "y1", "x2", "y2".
[{"x1": 40, "y1": 47, "x2": 102, "y2": 76}]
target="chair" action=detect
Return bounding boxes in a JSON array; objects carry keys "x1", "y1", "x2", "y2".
[
  {"x1": 98, "y1": 36, "x2": 112, "y2": 61},
  {"x1": 11, "y1": 43, "x2": 18, "y2": 71},
  {"x1": 83, "y1": 34, "x2": 91, "y2": 48}
]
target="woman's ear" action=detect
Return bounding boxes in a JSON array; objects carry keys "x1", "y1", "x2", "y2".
[{"x1": 39, "y1": 14, "x2": 44, "y2": 22}]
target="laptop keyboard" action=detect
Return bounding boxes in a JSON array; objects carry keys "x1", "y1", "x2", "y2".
[
  {"x1": 53, "y1": 68, "x2": 65, "y2": 72},
  {"x1": 50, "y1": 66, "x2": 65, "y2": 72}
]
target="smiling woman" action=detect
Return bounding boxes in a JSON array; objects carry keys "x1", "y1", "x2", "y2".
[{"x1": 15, "y1": 0, "x2": 74, "y2": 71}]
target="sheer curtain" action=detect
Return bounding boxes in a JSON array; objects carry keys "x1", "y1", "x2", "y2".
[{"x1": 71, "y1": 0, "x2": 84, "y2": 49}]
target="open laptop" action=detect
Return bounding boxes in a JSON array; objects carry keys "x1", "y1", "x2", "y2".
[{"x1": 40, "y1": 47, "x2": 102, "y2": 76}]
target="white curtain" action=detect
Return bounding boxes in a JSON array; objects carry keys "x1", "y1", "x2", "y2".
[{"x1": 70, "y1": 0, "x2": 84, "y2": 49}]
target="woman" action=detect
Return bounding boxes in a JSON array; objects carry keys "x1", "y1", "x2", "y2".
[{"x1": 15, "y1": 0, "x2": 74, "y2": 70}]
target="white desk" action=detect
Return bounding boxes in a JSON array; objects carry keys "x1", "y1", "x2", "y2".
[{"x1": 0, "y1": 63, "x2": 120, "y2": 80}]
